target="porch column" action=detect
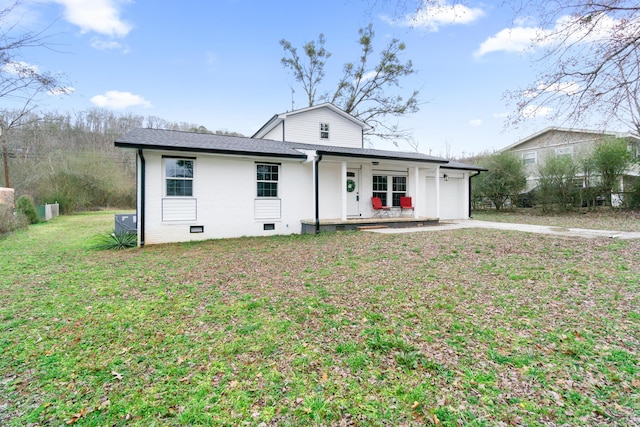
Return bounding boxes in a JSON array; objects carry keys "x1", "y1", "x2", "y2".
[
  {"x1": 341, "y1": 161, "x2": 347, "y2": 221},
  {"x1": 435, "y1": 165, "x2": 441, "y2": 219},
  {"x1": 413, "y1": 166, "x2": 419, "y2": 218}
]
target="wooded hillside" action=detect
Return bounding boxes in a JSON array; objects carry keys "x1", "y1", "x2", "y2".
[{"x1": 1, "y1": 109, "x2": 222, "y2": 213}]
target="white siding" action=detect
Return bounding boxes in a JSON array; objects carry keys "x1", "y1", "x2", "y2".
[
  {"x1": 262, "y1": 125, "x2": 283, "y2": 141},
  {"x1": 423, "y1": 176, "x2": 438, "y2": 218},
  {"x1": 421, "y1": 169, "x2": 469, "y2": 220},
  {"x1": 142, "y1": 151, "x2": 314, "y2": 244},
  {"x1": 318, "y1": 162, "x2": 343, "y2": 219},
  {"x1": 254, "y1": 199, "x2": 281, "y2": 219},
  {"x1": 284, "y1": 107, "x2": 363, "y2": 148},
  {"x1": 162, "y1": 198, "x2": 197, "y2": 221},
  {"x1": 439, "y1": 172, "x2": 467, "y2": 220}
]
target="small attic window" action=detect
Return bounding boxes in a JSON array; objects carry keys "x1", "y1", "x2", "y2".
[{"x1": 320, "y1": 123, "x2": 329, "y2": 139}]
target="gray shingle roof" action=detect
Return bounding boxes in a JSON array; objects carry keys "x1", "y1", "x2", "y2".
[
  {"x1": 442, "y1": 160, "x2": 487, "y2": 171},
  {"x1": 115, "y1": 128, "x2": 307, "y2": 159},
  {"x1": 115, "y1": 127, "x2": 486, "y2": 171}
]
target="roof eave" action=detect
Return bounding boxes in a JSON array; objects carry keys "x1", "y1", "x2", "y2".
[
  {"x1": 441, "y1": 164, "x2": 488, "y2": 172},
  {"x1": 315, "y1": 149, "x2": 448, "y2": 164},
  {"x1": 114, "y1": 141, "x2": 308, "y2": 159},
  {"x1": 251, "y1": 114, "x2": 282, "y2": 139}
]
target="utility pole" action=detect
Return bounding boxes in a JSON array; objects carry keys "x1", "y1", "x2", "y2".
[{"x1": 1, "y1": 118, "x2": 9, "y2": 188}]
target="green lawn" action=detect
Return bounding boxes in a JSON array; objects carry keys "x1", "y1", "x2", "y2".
[{"x1": 1, "y1": 212, "x2": 638, "y2": 426}]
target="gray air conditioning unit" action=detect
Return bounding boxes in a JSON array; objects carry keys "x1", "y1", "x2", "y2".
[{"x1": 115, "y1": 214, "x2": 137, "y2": 235}]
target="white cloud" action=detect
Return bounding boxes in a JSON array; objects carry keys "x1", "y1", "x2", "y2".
[
  {"x1": 50, "y1": 0, "x2": 132, "y2": 37},
  {"x1": 361, "y1": 71, "x2": 378, "y2": 82},
  {"x1": 476, "y1": 13, "x2": 623, "y2": 57},
  {"x1": 469, "y1": 119, "x2": 482, "y2": 126},
  {"x1": 537, "y1": 81, "x2": 581, "y2": 96},
  {"x1": 2, "y1": 61, "x2": 39, "y2": 76},
  {"x1": 493, "y1": 112, "x2": 509, "y2": 118},
  {"x1": 521, "y1": 105, "x2": 553, "y2": 119},
  {"x1": 391, "y1": 0, "x2": 485, "y2": 31},
  {"x1": 475, "y1": 26, "x2": 545, "y2": 57},
  {"x1": 91, "y1": 90, "x2": 152, "y2": 109},
  {"x1": 90, "y1": 38, "x2": 128, "y2": 52}
]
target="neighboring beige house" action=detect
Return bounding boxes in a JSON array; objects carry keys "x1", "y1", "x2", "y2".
[{"x1": 502, "y1": 127, "x2": 640, "y2": 195}]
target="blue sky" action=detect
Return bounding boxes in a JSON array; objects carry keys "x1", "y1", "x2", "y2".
[{"x1": 2, "y1": 0, "x2": 604, "y2": 157}]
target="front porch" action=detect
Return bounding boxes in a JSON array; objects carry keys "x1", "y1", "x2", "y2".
[{"x1": 300, "y1": 216, "x2": 439, "y2": 234}]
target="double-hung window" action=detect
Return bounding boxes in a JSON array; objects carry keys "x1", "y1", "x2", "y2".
[
  {"x1": 555, "y1": 146, "x2": 573, "y2": 158},
  {"x1": 522, "y1": 152, "x2": 537, "y2": 165},
  {"x1": 374, "y1": 174, "x2": 407, "y2": 207},
  {"x1": 372, "y1": 175, "x2": 388, "y2": 206},
  {"x1": 166, "y1": 158, "x2": 194, "y2": 196},
  {"x1": 392, "y1": 176, "x2": 407, "y2": 207},
  {"x1": 320, "y1": 123, "x2": 330, "y2": 140},
  {"x1": 257, "y1": 163, "x2": 279, "y2": 198}
]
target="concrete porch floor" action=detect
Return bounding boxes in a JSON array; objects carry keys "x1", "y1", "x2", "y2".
[{"x1": 300, "y1": 216, "x2": 439, "y2": 234}]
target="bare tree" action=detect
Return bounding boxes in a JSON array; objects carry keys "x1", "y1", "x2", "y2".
[
  {"x1": 505, "y1": 1, "x2": 640, "y2": 132},
  {"x1": 1, "y1": 0, "x2": 69, "y2": 187},
  {"x1": 280, "y1": 34, "x2": 331, "y2": 109},
  {"x1": 280, "y1": 24, "x2": 419, "y2": 144}
]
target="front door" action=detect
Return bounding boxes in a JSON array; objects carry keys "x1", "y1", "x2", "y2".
[{"x1": 347, "y1": 169, "x2": 360, "y2": 217}]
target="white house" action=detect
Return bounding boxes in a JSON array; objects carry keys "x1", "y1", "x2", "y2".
[{"x1": 115, "y1": 103, "x2": 485, "y2": 245}]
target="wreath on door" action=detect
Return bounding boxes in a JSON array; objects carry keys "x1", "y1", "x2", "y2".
[{"x1": 346, "y1": 179, "x2": 356, "y2": 193}]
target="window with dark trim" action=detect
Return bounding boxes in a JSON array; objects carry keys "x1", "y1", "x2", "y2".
[
  {"x1": 392, "y1": 176, "x2": 407, "y2": 207},
  {"x1": 320, "y1": 123, "x2": 329, "y2": 139},
  {"x1": 374, "y1": 174, "x2": 406, "y2": 207},
  {"x1": 372, "y1": 175, "x2": 388, "y2": 206},
  {"x1": 165, "y1": 158, "x2": 194, "y2": 197},
  {"x1": 257, "y1": 163, "x2": 279, "y2": 197}
]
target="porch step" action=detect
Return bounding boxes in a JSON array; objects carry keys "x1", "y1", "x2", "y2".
[{"x1": 357, "y1": 225, "x2": 389, "y2": 230}]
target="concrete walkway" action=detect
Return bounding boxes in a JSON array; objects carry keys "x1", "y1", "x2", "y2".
[{"x1": 366, "y1": 219, "x2": 640, "y2": 240}]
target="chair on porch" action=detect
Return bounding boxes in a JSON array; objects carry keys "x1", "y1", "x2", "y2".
[
  {"x1": 400, "y1": 196, "x2": 414, "y2": 217},
  {"x1": 371, "y1": 197, "x2": 391, "y2": 217}
]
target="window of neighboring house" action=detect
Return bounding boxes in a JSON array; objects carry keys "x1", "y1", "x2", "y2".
[
  {"x1": 392, "y1": 176, "x2": 407, "y2": 207},
  {"x1": 522, "y1": 152, "x2": 537, "y2": 165},
  {"x1": 320, "y1": 123, "x2": 330, "y2": 140},
  {"x1": 165, "y1": 158, "x2": 194, "y2": 196},
  {"x1": 556, "y1": 146, "x2": 573, "y2": 157},
  {"x1": 257, "y1": 163, "x2": 279, "y2": 197},
  {"x1": 372, "y1": 175, "x2": 388, "y2": 206}
]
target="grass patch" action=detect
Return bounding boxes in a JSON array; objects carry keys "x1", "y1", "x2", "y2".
[{"x1": 0, "y1": 212, "x2": 638, "y2": 426}]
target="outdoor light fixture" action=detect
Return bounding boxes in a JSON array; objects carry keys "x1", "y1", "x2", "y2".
[
  {"x1": 443, "y1": 174, "x2": 449, "y2": 181},
  {"x1": 372, "y1": 161, "x2": 379, "y2": 165}
]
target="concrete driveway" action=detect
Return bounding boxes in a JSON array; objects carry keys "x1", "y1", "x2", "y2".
[{"x1": 366, "y1": 219, "x2": 640, "y2": 240}]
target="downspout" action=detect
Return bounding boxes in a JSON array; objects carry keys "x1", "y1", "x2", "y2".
[
  {"x1": 469, "y1": 171, "x2": 481, "y2": 218},
  {"x1": 137, "y1": 149, "x2": 146, "y2": 247},
  {"x1": 282, "y1": 121, "x2": 285, "y2": 141},
  {"x1": 314, "y1": 154, "x2": 323, "y2": 234}
]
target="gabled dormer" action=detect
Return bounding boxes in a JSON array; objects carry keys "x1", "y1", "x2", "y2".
[{"x1": 251, "y1": 103, "x2": 372, "y2": 149}]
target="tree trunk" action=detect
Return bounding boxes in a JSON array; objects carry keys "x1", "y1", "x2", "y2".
[{"x1": 1, "y1": 124, "x2": 9, "y2": 188}]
